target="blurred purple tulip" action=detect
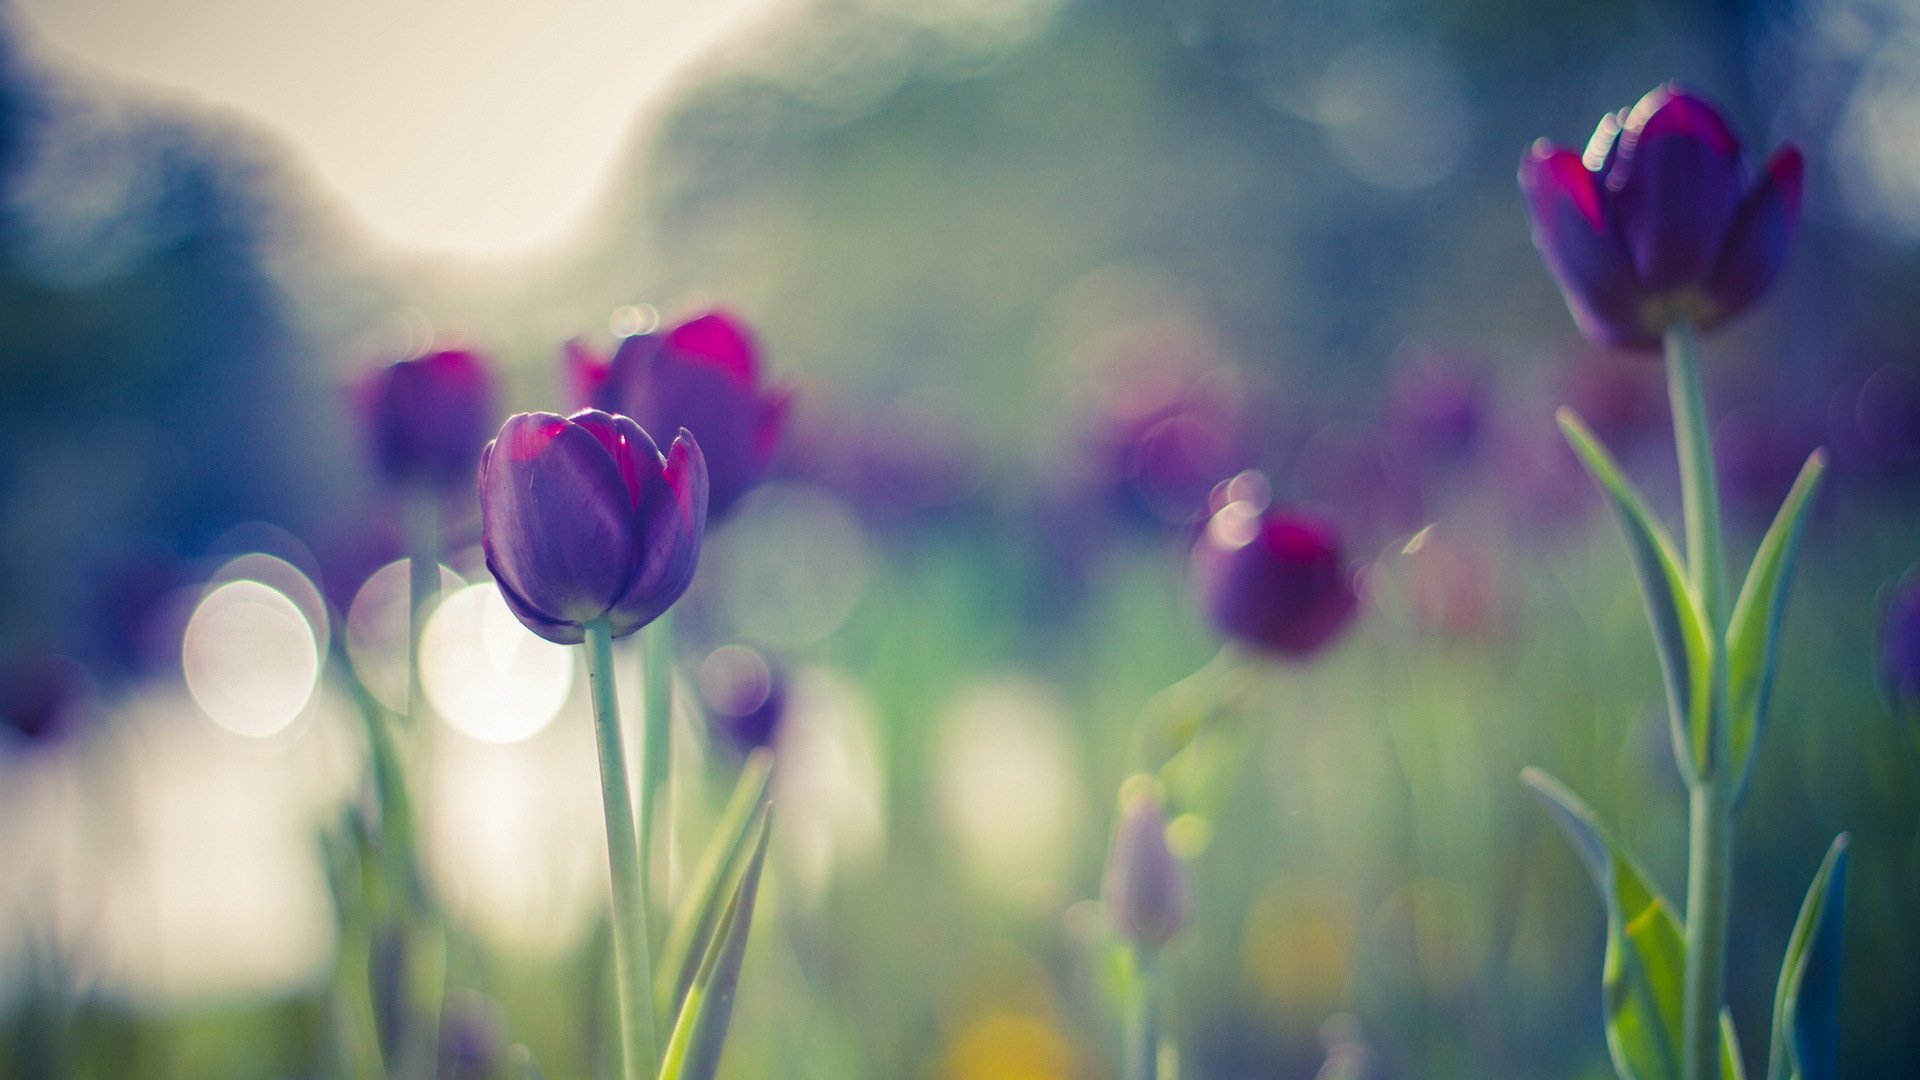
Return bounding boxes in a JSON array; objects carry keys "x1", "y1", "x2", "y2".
[
  {"x1": 1103, "y1": 785, "x2": 1189, "y2": 948},
  {"x1": 0, "y1": 654, "x2": 93, "y2": 750},
  {"x1": 698, "y1": 644, "x2": 786, "y2": 754},
  {"x1": 570, "y1": 310, "x2": 791, "y2": 521},
  {"x1": 479, "y1": 410, "x2": 707, "y2": 645},
  {"x1": 1880, "y1": 568, "x2": 1920, "y2": 714},
  {"x1": 1192, "y1": 481, "x2": 1359, "y2": 659},
  {"x1": 357, "y1": 349, "x2": 499, "y2": 493},
  {"x1": 1520, "y1": 83, "x2": 1804, "y2": 349}
]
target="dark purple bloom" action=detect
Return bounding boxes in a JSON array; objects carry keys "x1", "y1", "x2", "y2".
[
  {"x1": 1192, "y1": 485, "x2": 1359, "y2": 658},
  {"x1": 1520, "y1": 83, "x2": 1804, "y2": 349},
  {"x1": 698, "y1": 644, "x2": 786, "y2": 753},
  {"x1": 570, "y1": 311, "x2": 791, "y2": 521},
  {"x1": 1102, "y1": 785, "x2": 1189, "y2": 948},
  {"x1": 1, "y1": 654, "x2": 93, "y2": 750},
  {"x1": 437, "y1": 991, "x2": 507, "y2": 1080},
  {"x1": 479, "y1": 410, "x2": 707, "y2": 645},
  {"x1": 1880, "y1": 568, "x2": 1920, "y2": 714},
  {"x1": 357, "y1": 349, "x2": 499, "y2": 492}
]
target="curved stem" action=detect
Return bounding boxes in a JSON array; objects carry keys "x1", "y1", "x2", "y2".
[
  {"x1": 585, "y1": 620, "x2": 660, "y2": 1080},
  {"x1": 1665, "y1": 321, "x2": 1726, "y2": 632},
  {"x1": 641, "y1": 612, "x2": 675, "y2": 933}
]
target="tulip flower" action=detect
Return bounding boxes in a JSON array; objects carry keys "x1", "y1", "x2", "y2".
[
  {"x1": 1520, "y1": 83, "x2": 1804, "y2": 349},
  {"x1": 357, "y1": 349, "x2": 499, "y2": 492},
  {"x1": 699, "y1": 644, "x2": 786, "y2": 754},
  {"x1": 1191, "y1": 485, "x2": 1358, "y2": 658},
  {"x1": 570, "y1": 310, "x2": 791, "y2": 520},
  {"x1": 1103, "y1": 785, "x2": 1190, "y2": 949},
  {"x1": 479, "y1": 410, "x2": 707, "y2": 645}
]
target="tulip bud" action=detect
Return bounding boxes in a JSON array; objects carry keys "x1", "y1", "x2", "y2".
[
  {"x1": 1879, "y1": 567, "x2": 1920, "y2": 715},
  {"x1": 1520, "y1": 83, "x2": 1803, "y2": 349},
  {"x1": 1191, "y1": 479, "x2": 1358, "y2": 659},
  {"x1": 699, "y1": 644, "x2": 786, "y2": 754},
  {"x1": 1102, "y1": 782, "x2": 1189, "y2": 949},
  {"x1": 357, "y1": 349, "x2": 498, "y2": 493},
  {"x1": 478, "y1": 410, "x2": 707, "y2": 644},
  {"x1": 570, "y1": 310, "x2": 791, "y2": 521},
  {"x1": 438, "y1": 991, "x2": 507, "y2": 1080}
]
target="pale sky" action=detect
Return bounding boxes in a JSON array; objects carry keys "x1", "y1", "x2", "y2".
[{"x1": 14, "y1": 0, "x2": 788, "y2": 257}]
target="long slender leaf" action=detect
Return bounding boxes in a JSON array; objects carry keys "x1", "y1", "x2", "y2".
[
  {"x1": 1559, "y1": 410, "x2": 1716, "y2": 783},
  {"x1": 1768, "y1": 835, "x2": 1849, "y2": 1080},
  {"x1": 656, "y1": 750, "x2": 775, "y2": 1025},
  {"x1": 658, "y1": 804, "x2": 774, "y2": 1080},
  {"x1": 1524, "y1": 767, "x2": 1686, "y2": 1080},
  {"x1": 1722, "y1": 1009, "x2": 1748, "y2": 1080},
  {"x1": 1725, "y1": 451, "x2": 1826, "y2": 800}
]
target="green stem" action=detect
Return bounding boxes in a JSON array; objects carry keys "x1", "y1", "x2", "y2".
[
  {"x1": 641, "y1": 612, "x2": 675, "y2": 932},
  {"x1": 585, "y1": 620, "x2": 660, "y2": 1080},
  {"x1": 1665, "y1": 320, "x2": 1732, "y2": 1080},
  {"x1": 404, "y1": 491, "x2": 441, "y2": 730},
  {"x1": 1684, "y1": 783, "x2": 1733, "y2": 1080},
  {"x1": 1664, "y1": 321, "x2": 1726, "y2": 631},
  {"x1": 1126, "y1": 947, "x2": 1160, "y2": 1080}
]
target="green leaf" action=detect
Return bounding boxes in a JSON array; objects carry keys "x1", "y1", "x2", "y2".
[
  {"x1": 1768, "y1": 835, "x2": 1849, "y2": 1080},
  {"x1": 655, "y1": 749, "x2": 774, "y2": 1026},
  {"x1": 1558, "y1": 410, "x2": 1716, "y2": 783},
  {"x1": 1722, "y1": 1009, "x2": 1748, "y2": 1080},
  {"x1": 1524, "y1": 767, "x2": 1686, "y2": 1080},
  {"x1": 657, "y1": 804, "x2": 774, "y2": 1080},
  {"x1": 1725, "y1": 451, "x2": 1826, "y2": 800}
]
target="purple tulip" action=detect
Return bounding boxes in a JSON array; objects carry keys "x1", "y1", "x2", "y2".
[
  {"x1": 357, "y1": 349, "x2": 499, "y2": 492},
  {"x1": 1880, "y1": 568, "x2": 1920, "y2": 714},
  {"x1": 698, "y1": 644, "x2": 786, "y2": 754},
  {"x1": 1102, "y1": 785, "x2": 1189, "y2": 948},
  {"x1": 1520, "y1": 83, "x2": 1804, "y2": 349},
  {"x1": 570, "y1": 311, "x2": 791, "y2": 521},
  {"x1": 478, "y1": 410, "x2": 707, "y2": 645},
  {"x1": 1, "y1": 654, "x2": 93, "y2": 750},
  {"x1": 1192, "y1": 485, "x2": 1359, "y2": 659}
]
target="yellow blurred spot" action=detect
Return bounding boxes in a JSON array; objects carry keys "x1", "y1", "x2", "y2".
[
  {"x1": 1166, "y1": 812, "x2": 1211, "y2": 858},
  {"x1": 942, "y1": 1012, "x2": 1076, "y2": 1080},
  {"x1": 1242, "y1": 885, "x2": 1356, "y2": 1021}
]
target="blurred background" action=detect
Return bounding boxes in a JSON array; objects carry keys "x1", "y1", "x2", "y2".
[{"x1": 2, "y1": 0, "x2": 1918, "y2": 1076}]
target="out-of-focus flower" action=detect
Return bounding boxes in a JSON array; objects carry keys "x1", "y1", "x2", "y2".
[
  {"x1": 478, "y1": 410, "x2": 707, "y2": 645},
  {"x1": 1520, "y1": 83, "x2": 1804, "y2": 349},
  {"x1": 357, "y1": 349, "x2": 499, "y2": 493},
  {"x1": 1879, "y1": 567, "x2": 1920, "y2": 713},
  {"x1": 0, "y1": 653, "x2": 93, "y2": 750},
  {"x1": 699, "y1": 644, "x2": 786, "y2": 754},
  {"x1": 1192, "y1": 476, "x2": 1359, "y2": 659},
  {"x1": 1102, "y1": 782, "x2": 1189, "y2": 948},
  {"x1": 569, "y1": 310, "x2": 791, "y2": 521},
  {"x1": 438, "y1": 991, "x2": 507, "y2": 1080},
  {"x1": 1383, "y1": 353, "x2": 1487, "y2": 468},
  {"x1": 1076, "y1": 361, "x2": 1260, "y2": 529}
]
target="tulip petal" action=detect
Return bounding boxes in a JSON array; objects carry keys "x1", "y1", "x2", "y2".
[
  {"x1": 608, "y1": 429, "x2": 709, "y2": 637},
  {"x1": 667, "y1": 310, "x2": 761, "y2": 385},
  {"x1": 565, "y1": 338, "x2": 613, "y2": 409},
  {"x1": 489, "y1": 571, "x2": 587, "y2": 646},
  {"x1": 597, "y1": 332, "x2": 668, "y2": 415},
  {"x1": 1521, "y1": 143, "x2": 1654, "y2": 348},
  {"x1": 480, "y1": 412, "x2": 638, "y2": 627},
  {"x1": 1700, "y1": 145, "x2": 1804, "y2": 328},
  {"x1": 754, "y1": 389, "x2": 794, "y2": 468},
  {"x1": 567, "y1": 409, "x2": 663, "y2": 510},
  {"x1": 1609, "y1": 84, "x2": 1745, "y2": 291}
]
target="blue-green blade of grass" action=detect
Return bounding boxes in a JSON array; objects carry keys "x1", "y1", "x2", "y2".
[
  {"x1": 1725, "y1": 451, "x2": 1825, "y2": 800},
  {"x1": 656, "y1": 749, "x2": 774, "y2": 1026},
  {"x1": 1559, "y1": 409, "x2": 1717, "y2": 784},
  {"x1": 658, "y1": 804, "x2": 774, "y2": 1080},
  {"x1": 1767, "y1": 835, "x2": 1848, "y2": 1080},
  {"x1": 1524, "y1": 767, "x2": 1686, "y2": 1080}
]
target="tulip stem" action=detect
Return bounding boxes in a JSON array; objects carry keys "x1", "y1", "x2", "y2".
[
  {"x1": 584, "y1": 620, "x2": 660, "y2": 1080},
  {"x1": 404, "y1": 491, "x2": 441, "y2": 729},
  {"x1": 1126, "y1": 947, "x2": 1161, "y2": 1080},
  {"x1": 1665, "y1": 320, "x2": 1732, "y2": 1080},
  {"x1": 641, "y1": 611, "x2": 675, "y2": 934}
]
